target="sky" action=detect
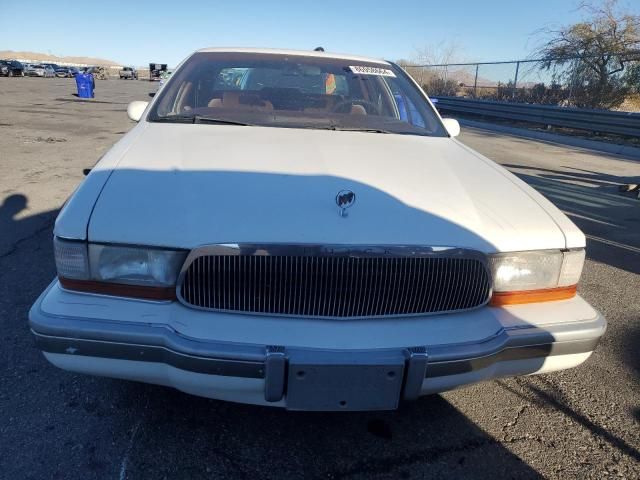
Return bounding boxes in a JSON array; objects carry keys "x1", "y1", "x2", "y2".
[{"x1": 1, "y1": 0, "x2": 638, "y2": 67}]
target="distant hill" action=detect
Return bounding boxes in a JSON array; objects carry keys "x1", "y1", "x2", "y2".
[{"x1": 0, "y1": 50, "x2": 121, "y2": 67}]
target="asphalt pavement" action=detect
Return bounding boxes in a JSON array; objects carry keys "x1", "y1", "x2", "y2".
[{"x1": 0, "y1": 78, "x2": 638, "y2": 479}]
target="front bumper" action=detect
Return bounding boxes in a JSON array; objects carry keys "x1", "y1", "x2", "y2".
[{"x1": 30, "y1": 281, "x2": 606, "y2": 411}]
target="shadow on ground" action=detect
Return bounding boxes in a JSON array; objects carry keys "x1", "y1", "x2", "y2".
[
  {"x1": 0, "y1": 190, "x2": 545, "y2": 479},
  {"x1": 497, "y1": 378, "x2": 640, "y2": 464},
  {"x1": 111, "y1": 382, "x2": 543, "y2": 480},
  {"x1": 1, "y1": 168, "x2": 635, "y2": 479}
]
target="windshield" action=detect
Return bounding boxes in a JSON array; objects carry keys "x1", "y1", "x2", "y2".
[{"x1": 148, "y1": 52, "x2": 447, "y2": 137}]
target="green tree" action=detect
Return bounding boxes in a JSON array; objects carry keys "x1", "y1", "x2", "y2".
[{"x1": 534, "y1": 0, "x2": 640, "y2": 108}]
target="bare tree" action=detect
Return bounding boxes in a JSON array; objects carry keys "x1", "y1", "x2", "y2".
[
  {"x1": 413, "y1": 40, "x2": 463, "y2": 66},
  {"x1": 397, "y1": 41, "x2": 466, "y2": 96},
  {"x1": 396, "y1": 59, "x2": 426, "y2": 86},
  {"x1": 534, "y1": 0, "x2": 640, "y2": 108}
]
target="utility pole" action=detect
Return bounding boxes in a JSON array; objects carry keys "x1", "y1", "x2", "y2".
[
  {"x1": 512, "y1": 61, "x2": 520, "y2": 100},
  {"x1": 473, "y1": 64, "x2": 479, "y2": 98}
]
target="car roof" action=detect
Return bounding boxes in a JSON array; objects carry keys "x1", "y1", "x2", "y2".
[{"x1": 194, "y1": 47, "x2": 390, "y2": 65}]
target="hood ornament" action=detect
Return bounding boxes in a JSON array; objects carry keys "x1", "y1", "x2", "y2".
[{"x1": 336, "y1": 190, "x2": 356, "y2": 217}]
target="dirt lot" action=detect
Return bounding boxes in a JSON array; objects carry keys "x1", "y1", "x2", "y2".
[{"x1": 1, "y1": 77, "x2": 639, "y2": 479}]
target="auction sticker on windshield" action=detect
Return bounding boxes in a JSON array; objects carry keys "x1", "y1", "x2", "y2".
[{"x1": 349, "y1": 66, "x2": 396, "y2": 77}]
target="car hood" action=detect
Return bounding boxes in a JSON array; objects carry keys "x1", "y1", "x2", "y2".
[{"x1": 86, "y1": 123, "x2": 577, "y2": 252}]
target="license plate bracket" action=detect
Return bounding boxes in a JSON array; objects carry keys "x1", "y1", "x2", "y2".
[{"x1": 285, "y1": 350, "x2": 405, "y2": 411}]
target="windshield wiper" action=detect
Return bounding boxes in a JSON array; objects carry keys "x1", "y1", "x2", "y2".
[
  {"x1": 308, "y1": 125, "x2": 393, "y2": 134},
  {"x1": 152, "y1": 114, "x2": 251, "y2": 126},
  {"x1": 193, "y1": 116, "x2": 252, "y2": 126},
  {"x1": 151, "y1": 114, "x2": 194, "y2": 123}
]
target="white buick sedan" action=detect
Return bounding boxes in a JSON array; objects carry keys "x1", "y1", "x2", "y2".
[{"x1": 30, "y1": 48, "x2": 605, "y2": 411}]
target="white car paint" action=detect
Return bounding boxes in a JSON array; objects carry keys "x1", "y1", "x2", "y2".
[
  {"x1": 74, "y1": 123, "x2": 581, "y2": 253},
  {"x1": 33, "y1": 47, "x2": 604, "y2": 410},
  {"x1": 39, "y1": 280, "x2": 599, "y2": 349},
  {"x1": 42, "y1": 351, "x2": 593, "y2": 408},
  {"x1": 196, "y1": 46, "x2": 391, "y2": 64},
  {"x1": 35, "y1": 277, "x2": 603, "y2": 406}
]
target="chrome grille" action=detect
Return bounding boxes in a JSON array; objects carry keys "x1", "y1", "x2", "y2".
[{"x1": 178, "y1": 245, "x2": 491, "y2": 318}]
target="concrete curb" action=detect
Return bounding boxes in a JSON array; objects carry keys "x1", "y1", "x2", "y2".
[{"x1": 458, "y1": 118, "x2": 640, "y2": 161}]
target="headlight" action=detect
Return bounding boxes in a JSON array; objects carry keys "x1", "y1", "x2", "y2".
[
  {"x1": 54, "y1": 238, "x2": 187, "y2": 300},
  {"x1": 88, "y1": 244, "x2": 186, "y2": 286},
  {"x1": 489, "y1": 249, "x2": 585, "y2": 305}
]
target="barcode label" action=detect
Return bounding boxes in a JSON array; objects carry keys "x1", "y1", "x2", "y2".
[{"x1": 349, "y1": 66, "x2": 396, "y2": 77}]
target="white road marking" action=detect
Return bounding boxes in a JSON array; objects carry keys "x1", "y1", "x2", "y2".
[
  {"x1": 586, "y1": 234, "x2": 640, "y2": 254},
  {"x1": 565, "y1": 212, "x2": 620, "y2": 228},
  {"x1": 119, "y1": 420, "x2": 142, "y2": 480}
]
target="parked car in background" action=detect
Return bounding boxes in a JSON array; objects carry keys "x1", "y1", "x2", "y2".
[
  {"x1": 25, "y1": 64, "x2": 55, "y2": 78},
  {"x1": 119, "y1": 66, "x2": 138, "y2": 80},
  {"x1": 30, "y1": 47, "x2": 606, "y2": 411},
  {"x1": 23, "y1": 64, "x2": 37, "y2": 76},
  {"x1": 0, "y1": 60, "x2": 25, "y2": 76},
  {"x1": 55, "y1": 66, "x2": 79, "y2": 78},
  {"x1": 41, "y1": 63, "x2": 60, "y2": 71}
]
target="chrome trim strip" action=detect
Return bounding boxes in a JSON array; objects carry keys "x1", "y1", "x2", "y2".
[
  {"x1": 30, "y1": 299, "x2": 605, "y2": 382},
  {"x1": 30, "y1": 280, "x2": 606, "y2": 385},
  {"x1": 179, "y1": 243, "x2": 486, "y2": 259}
]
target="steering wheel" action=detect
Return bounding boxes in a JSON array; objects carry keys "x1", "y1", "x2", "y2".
[{"x1": 330, "y1": 99, "x2": 381, "y2": 115}]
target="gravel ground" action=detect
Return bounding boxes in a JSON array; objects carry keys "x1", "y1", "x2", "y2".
[{"x1": 0, "y1": 78, "x2": 638, "y2": 480}]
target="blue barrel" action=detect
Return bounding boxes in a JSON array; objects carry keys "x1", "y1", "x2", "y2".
[{"x1": 75, "y1": 73, "x2": 94, "y2": 98}]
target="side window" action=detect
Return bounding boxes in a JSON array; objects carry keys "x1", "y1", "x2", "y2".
[
  {"x1": 403, "y1": 97, "x2": 426, "y2": 128},
  {"x1": 385, "y1": 78, "x2": 426, "y2": 127},
  {"x1": 357, "y1": 76, "x2": 397, "y2": 117}
]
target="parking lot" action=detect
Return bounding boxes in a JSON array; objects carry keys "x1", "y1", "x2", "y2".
[{"x1": 0, "y1": 77, "x2": 638, "y2": 479}]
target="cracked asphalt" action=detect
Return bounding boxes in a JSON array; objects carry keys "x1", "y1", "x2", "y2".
[{"x1": 0, "y1": 78, "x2": 638, "y2": 479}]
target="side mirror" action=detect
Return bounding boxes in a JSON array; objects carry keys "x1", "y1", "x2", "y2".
[
  {"x1": 442, "y1": 118, "x2": 460, "y2": 137},
  {"x1": 127, "y1": 101, "x2": 149, "y2": 122}
]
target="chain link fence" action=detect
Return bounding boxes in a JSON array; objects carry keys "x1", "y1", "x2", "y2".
[{"x1": 400, "y1": 57, "x2": 640, "y2": 110}]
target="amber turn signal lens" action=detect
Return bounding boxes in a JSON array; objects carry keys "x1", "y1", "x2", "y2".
[
  {"x1": 59, "y1": 277, "x2": 176, "y2": 301},
  {"x1": 490, "y1": 285, "x2": 577, "y2": 306}
]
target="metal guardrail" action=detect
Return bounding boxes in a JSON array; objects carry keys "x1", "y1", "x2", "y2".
[{"x1": 432, "y1": 97, "x2": 640, "y2": 137}]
